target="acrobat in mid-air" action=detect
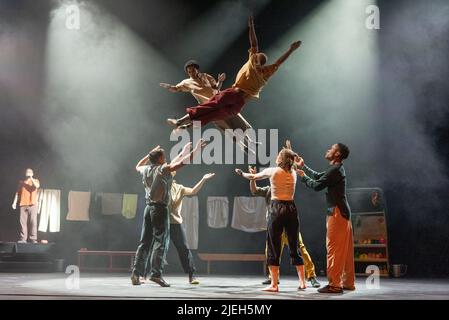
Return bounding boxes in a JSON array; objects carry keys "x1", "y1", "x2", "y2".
[
  {"x1": 160, "y1": 60, "x2": 259, "y2": 154},
  {"x1": 166, "y1": 15, "x2": 302, "y2": 133}
]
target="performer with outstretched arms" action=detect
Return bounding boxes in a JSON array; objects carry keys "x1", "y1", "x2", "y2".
[
  {"x1": 235, "y1": 148, "x2": 306, "y2": 292},
  {"x1": 160, "y1": 61, "x2": 257, "y2": 153},
  {"x1": 131, "y1": 139, "x2": 206, "y2": 287},
  {"x1": 167, "y1": 16, "x2": 301, "y2": 130},
  {"x1": 143, "y1": 171, "x2": 216, "y2": 285},
  {"x1": 249, "y1": 159, "x2": 320, "y2": 288}
]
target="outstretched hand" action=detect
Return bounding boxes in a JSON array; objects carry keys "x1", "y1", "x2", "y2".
[
  {"x1": 218, "y1": 73, "x2": 226, "y2": 82},
  {"x1": 160, "y1": 83, "x2": 177, "y2": 92},
  {"x1": 194, "y1": 138, "x2": 207, "y2": 150},
  {"x1": 248, "y1": 15, "x2": 254, "y2": 27},
  {"x1": 235, "y1": 168, "x2": 243, "y2": 176},
  {"x1": 290, "y1": 41, "x2": 302, "y2": 51},
  {"x1": 203, "y1": 173, "x2": 215, "y2": 180},
  {"x1": 248, "y1": 166, "x2": 257, "y2": 174}
]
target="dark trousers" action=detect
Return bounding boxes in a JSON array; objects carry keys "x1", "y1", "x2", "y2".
[
  {"x1": 143, "y1": 223, "x2": 197, "y2": 277},
  {"x1": 133, "y1": 203, "x2": 169, "y2": 278},
  {"x1": 19, "y1": 205, "x2": 37, "y2": 242},
  {"x1": 170, "y1": 223, "x2": 196, "y2": 276},
  {"x1": 266, "y1": 200, "x2": 304, "y2": 266}
]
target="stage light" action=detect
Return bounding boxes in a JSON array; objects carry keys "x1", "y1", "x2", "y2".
[
  {"x1": 264, "y1": 0, "x2": 380, "y2": 181},
  {"x1": 167, "y1": 0, "x2": 270, "y2": 69},
  {"x1": 42, "y1": 1, "x2": 178, "y2": 187}
]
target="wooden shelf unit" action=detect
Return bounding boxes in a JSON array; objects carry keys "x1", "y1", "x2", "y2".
[{"x1": 348, "y1": 187, "x2": 390, "y2": 277}]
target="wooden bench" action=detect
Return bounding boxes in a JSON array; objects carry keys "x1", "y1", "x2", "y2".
[
  {"x1": 77, "y1": 250, "x2": 136, "y2": 272},
  {"x1": 198, "y1": 253, "x2": 266, "y2": 274}
]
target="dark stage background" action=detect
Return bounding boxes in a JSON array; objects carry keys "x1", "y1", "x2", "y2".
[{"x1": 0, "y1": 0, "x2": 448, "y2": 277}]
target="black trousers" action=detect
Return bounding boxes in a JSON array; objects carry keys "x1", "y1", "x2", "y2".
[
  {"x1": 143, "y1": 223, "x2": 197, "y2": 277},
  {"x1": 133, "y1": 203, "x2": 170, "y2": 278},
  {"x1": 170, "y1": 223, "x2": 196, "y2": 276},
  {"x1": 266, "y1": 200, "x2": 304, "y2": 266}
]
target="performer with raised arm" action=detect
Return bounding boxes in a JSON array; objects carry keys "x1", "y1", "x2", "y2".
[
  {"x1": 249, "y1": 164, "x2": 320, "y2": 288},
  {"x1": 160, "y1": 60, "x2": 257, "y2": 153},
  {"x1": 235, "y1": 148, "x2": 306, "y2": 292},
  {"x1": 131, "y1": 139, "x2": 206, "y2": 287},
  {"x1": 167, "y1": 16, "x2": 301, "y2": 130},
  {"x1": 160, "y1": 60, "x2": 225, "y2": 105}
]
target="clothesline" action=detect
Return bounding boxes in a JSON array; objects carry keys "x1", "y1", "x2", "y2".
[{"x1": 34, "y1": 190, "x2": 269, "y2": 242}]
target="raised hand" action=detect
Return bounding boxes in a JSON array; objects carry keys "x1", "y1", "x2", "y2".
[
  {"x1": 290, "y1": 41, "x2": 302, "y2": 51},
  {"x1": 235, "y1": 168, "x2": 243, "y2": 176},
  {"x1": 248, "y1": 15, "x2": 254, "y2": 27},
  {"x1": 194, "y1": 138, "x2": 207, "y2": 151},
  {"x1": 218, "y1": 73, "x2": 226, "y2": 82},
  {"x1": 248, "y1": 166, "x2": 257, "y2": 174},
  {"x1": 285, "y1": 139, "x2": 292, "y2": 150},
  {"x1": 203, "y1": 173, "x2": 216, "y2": 180}
]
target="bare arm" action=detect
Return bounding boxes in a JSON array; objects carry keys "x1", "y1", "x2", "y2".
[
  {"x1": 30, "y1": 178, "x2": 40, "y2": 189},
  {"x1": 135, "y1": 154, "x2": 149, "y2": 171},
  {"x1": 206, "y1": 73, "x2": 225, "y2": 91},
  {"x1": 235, "y1": 168, "x2": 270, "y2": 181},
  {"x1": 184, "y1": 173, "x2": 215, "y2": 196},
  {"x1": 285, "y1": 139, "x2": 292, "y2": 150},
  {"x1": 250, "y1": 179, "x2": 258, "y2": 194},
  {"x1": 248, "y1": 166, "x2": 258, "y2": 194},
  {"x1": 136, "y1": 145, "x2": 161, "y2": 171},
  {"x1": 160, "y1": 83, "x2": 180, "y2": 93},
  {"x1": 165, "y1": 139, "x2": 207, "y2": 172},
  {"x1": 171, "y1": 142, "x2": 193, "y2": 165},
  {"x1": 248, "y1": 16, "x2": 258, "y2": 51},
  {"x1": 12, "y1": 193, "x2": 18, "y2": 210},
  {"x1": 274, "y1": 41, "x2": 301, "y2": 67}
]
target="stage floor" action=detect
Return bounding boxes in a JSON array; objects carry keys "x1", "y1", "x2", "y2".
[{"x1": 0, "y1": 273, "x2": 448, "y2": 300}]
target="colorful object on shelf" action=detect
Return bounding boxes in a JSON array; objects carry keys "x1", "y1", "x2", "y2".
[{"x1": 357, "y1": 238, "x2": 388, "y2": 245}]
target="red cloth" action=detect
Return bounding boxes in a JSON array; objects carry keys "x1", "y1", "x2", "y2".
[{"x1": 186, "y1": 88, "x2": 245, "y2": 126}]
